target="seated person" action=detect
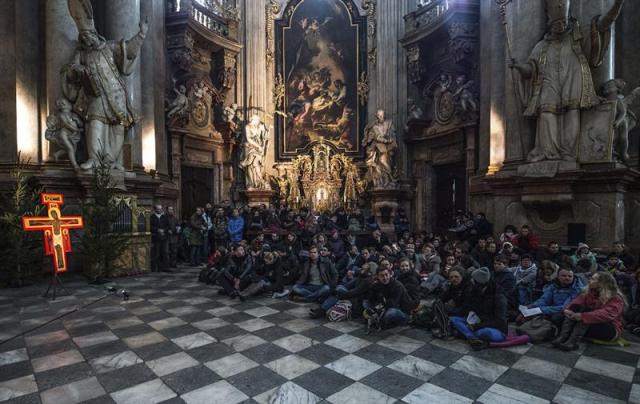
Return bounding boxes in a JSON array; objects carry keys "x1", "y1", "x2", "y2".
[
  {"x1": 440, "y1": 267, "x2": 470, "y2": 317},
  {"x1": 450, "y1": 267, "x2": 509, "y2": 350},
  {"x1": 513, "y1": 254, "x2": 537, "y2": 305},
  {"x1": 539, "y1": 241, "x2": 568, "y2": 267},
  {"x1": 605, "y1": 253, "x2": 635, "y2": 305},
  {"x1": 525, "y1": 267, "x2": 583, "y2": 324},
  {"x1": 315, "y1": 262, "x2": 378, "y2": 318},
  {"x1": 493, "y1": 255, "x2": 517, "y2": 315},
  {"x1": 336, "y1": 244, "x2": 360, "y2": 278},
  {"x1": 552, "y1": 272, "x2": 625, "y2": 351},
  {"x1": 396, "y1": 258, "x2": 421, "y2": 302},
  {"x1": 613, "y1": 240, "x2": 636, "y2": 270},
  {"x1": 364, "y1": 265, "x2": 417, "y2": 329},
  {"x1": 569, "y1": 243, "x2": 597, "y2": 271},
  {"x1": 533, "y1": 260, "x2": 559, "y2": 300},
  {"x1": 215, "y1": 245, "x2": 254, "y2": 300},
  {"x1": 291, "y1": 246, "x2": 337, "y2": 303},
  {"x1": 240, "y1": 251, "x2": 281, "y2": 298},
  {"x1": 328, "y1": 229, "x2": 346, "y2": 261}
]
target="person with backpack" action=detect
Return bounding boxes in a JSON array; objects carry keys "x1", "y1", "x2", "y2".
[
  {"x1": 450, "y1": 267, "x2": 509, "y2": 350},
  {"x1": 314, "y1": 262, "x2": 378, "y2": 320}
]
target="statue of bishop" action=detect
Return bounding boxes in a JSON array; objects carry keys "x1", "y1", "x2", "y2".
[{"x1": 62, "y1": 0, "x2": 148, "y2": 171}]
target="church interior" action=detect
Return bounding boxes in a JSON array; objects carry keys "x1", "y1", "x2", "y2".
[{"x1": 1, "y1": 0, "x2": 640, "y2": 403}]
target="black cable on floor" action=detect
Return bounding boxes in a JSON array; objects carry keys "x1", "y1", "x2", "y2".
[{"x1": 0, "y1": 290, "x2": 122, "y2": 346}]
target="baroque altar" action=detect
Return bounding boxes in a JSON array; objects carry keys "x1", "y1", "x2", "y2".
[{"x1": 273, "y1": 141, "x2": 366, "y2": 211}]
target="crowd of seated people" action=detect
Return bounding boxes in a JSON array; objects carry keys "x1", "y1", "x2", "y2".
[{"x1": 167, "y1": 203, "x2": 638, "y2": 351}]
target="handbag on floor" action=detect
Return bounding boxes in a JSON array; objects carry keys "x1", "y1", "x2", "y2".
[{"x1": 515, "y1": 316, "x2": 556, "y2": 343}]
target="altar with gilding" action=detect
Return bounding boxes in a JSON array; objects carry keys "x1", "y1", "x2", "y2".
[{"x1": 274, "y1": 141, "x2": 365, "y2": 212}]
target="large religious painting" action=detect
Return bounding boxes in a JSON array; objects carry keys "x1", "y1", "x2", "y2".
[{"x1": 274, "y1": 0, "x2": 368, "y2": 160}]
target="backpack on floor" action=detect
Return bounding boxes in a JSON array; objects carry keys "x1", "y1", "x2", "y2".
[
  {"x1": 411, "y1": 300, "x2": 435, "y2": 328},
  {"x1": 327, "y1": 300, "x2": 353, "y2": 322},
  {"x1": 430, "y1": 299, "x2": 452, "y2": 339},
  {"x1": 198, "y1": 267, "x2": 210, "y2": 283}
]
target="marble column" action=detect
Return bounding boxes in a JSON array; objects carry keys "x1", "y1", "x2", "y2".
[
  {"x1": 479, "y1": 0, "x2": 506, "y2": 173},
  {"x1": 243, "y1": 0, "x2": 274, "y2": 171},
  {"x1": 103, "y1": 0, "x2": 143, "y2": 169},
  {"x1": 375, "y1": 0, "x2": 409, "y2": 176},
  {"x1": 0, "y1": 0, "x2": 18, "y2": 162},
  {"x1": 140, "y1": 0, "x2": 168, "y2": 175},
  {"x1": 45, "y1": 0, "x2": 78, "y2": 162}
]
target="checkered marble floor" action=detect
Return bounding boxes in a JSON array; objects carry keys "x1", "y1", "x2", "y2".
[{"x1": 2, "y1": 267, "x2": 640, "y2": 404}]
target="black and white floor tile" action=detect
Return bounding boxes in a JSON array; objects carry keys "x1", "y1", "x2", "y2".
[{"x1": 1, "y1": 266, "x2": 639, "y2": 404}]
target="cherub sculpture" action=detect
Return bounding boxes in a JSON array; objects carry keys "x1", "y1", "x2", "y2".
[
  {"x1": 166, "y1": 84, "x2": 189, "y2": 119},
  {"x1": 45, "y1": 98, "x2": 83, "y2": 169},
  {"x1": 452, "y1": 74, "x2": 477, "y2": 113},
  {"x1": 601, "y1": 79, "x2": 640, "y2": 162}
]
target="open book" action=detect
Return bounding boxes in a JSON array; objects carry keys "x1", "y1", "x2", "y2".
[{"x1": 519, "y1": 305, "x2": 542, "y2": 317}]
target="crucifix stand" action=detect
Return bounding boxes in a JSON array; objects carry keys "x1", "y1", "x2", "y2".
[{"x1": 22, "y1": 193, "x2": 84, "y2": 301}]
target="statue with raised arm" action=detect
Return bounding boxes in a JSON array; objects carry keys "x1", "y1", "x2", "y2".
[
  {"x1": 364, "y1": 109, "x2": 397, "y2": 188},
  {"x1": 508, "y1": 0, "x2": 624, "y2": 163},
  {"x1": 240, "y1": 115, "x2": 270, "y2": 190},
  {"x1": 62, "y1": 0, "x2": 148, "y2": 171}
]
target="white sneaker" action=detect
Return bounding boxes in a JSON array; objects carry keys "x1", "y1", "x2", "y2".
[{"x1": 272, "y1": 289, "x2": 291, "y2": 299}]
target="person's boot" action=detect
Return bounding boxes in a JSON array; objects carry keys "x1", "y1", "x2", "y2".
[
  {"x1": 551, "y1": 318, "x2": 575, "y2": 347},
  {"x1": 558, "y1": 321, "x2": 588, "y2": 351}
]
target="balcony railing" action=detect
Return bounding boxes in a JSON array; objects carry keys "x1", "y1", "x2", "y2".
[
  {"x1": 167, "y1": 0, "x2": 239, "y2": 38},
  {"x1": 406, "y1": 0, "x2": 452, "y2": 33}
]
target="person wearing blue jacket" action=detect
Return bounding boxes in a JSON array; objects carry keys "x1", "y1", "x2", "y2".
[
  {"x1": 528, "y1": 268, "x2": 584, "y2": 322},
  {"x1": 227, "y1": 208, "x2": 245, "y2": 243}
]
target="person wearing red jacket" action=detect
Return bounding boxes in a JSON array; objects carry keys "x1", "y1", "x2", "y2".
[
  {"x1": 552, "y1": 271, "x2": 625, "y2": 351},
  {"x1": 512, "y1": 225, "x2": 540, "y2": 254}
]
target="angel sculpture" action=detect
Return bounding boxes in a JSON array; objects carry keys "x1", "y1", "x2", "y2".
[
  {"x1": 601, "y1": 79, "x2": 640, "y2": 162},
  {"x1": 45, "y1": 98, "x2": 83, "y2": 169},
  {"x1": 166, "y1": 84, "x2": 189, "y2": 119},
  {"x1": 452, "y1": 74, "x2": 477, "y2": 113}
]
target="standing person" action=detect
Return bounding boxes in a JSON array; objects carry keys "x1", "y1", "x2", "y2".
[
  {"x1": 203, "y1": 203, "x2": 214, "y2": 261},
  {"x1": 552, "y1": 272, "x2": 625, "y2": 351},
  {"x1": 227, "y1": 208, "x2": 245, "y2": 243},
  {"x1": 212, "y1": 208, "x2": 229, "y2": 250},
  {"x1": 150, "y1": 205, "x2": 170, "y2": 272},
  {"x1": 189, "y1": 207, "x2": 207, "y2": 266},
  {"x1": 166, "y1": 206, "x2": 180, "y2": 269}
]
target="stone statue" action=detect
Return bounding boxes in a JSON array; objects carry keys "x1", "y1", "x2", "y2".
[
  {"x1": 240, "y1": 115, "x2": 270, "y2": 190},
  {"x1": 45, "y1": 98, "x2": 83, "y2": 169},
  {"x1": 407, "y1": 98, "x2": 423, "y2": 121},
  {"x1": 508, "y1": 0, "x2": 624, "y2": 163},
  {"x1": 166, "y1": 83, "x2": 189, "y2": 120},
  {"x1": 224, "y1": 103, "x2": 239, "y2": 124},
  {"x1": 364, "y1": 109, "x2": 397, "y2": 188},
  {"x1": 600, "y1": 79, "x2": 640, "y2": 162},
  {"x1": 452, "y1": 74, "x2": 477, "y2": 113},
  {"x1": 62, "y1": 0, "x2": 148, "y2": 171}
]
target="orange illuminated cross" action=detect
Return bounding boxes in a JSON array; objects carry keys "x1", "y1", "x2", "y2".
[{"x1": 22, "y1": 193, "x2": 84, "y2": 273}]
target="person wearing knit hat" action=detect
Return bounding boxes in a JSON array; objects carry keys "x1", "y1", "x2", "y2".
[
  {"x1": 449, "y1": 266, "x2": 509, "y2": 350},
  {"x1": 471, "y1": 267, "x2": 491, "y2": 285}
]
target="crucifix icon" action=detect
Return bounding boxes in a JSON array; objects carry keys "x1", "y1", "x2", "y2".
[{"x1": 22, "y1": 194, "x2": 83, "y2": 299}]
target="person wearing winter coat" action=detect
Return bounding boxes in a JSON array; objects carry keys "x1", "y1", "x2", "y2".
[
  {"x1": 292, "y1": 246, "x2": 338, "y2": 302},
  {"x1": 396, "y1": 258, "x2": 421, "y2": 302},
  {"x1": 365, "y1": 265, "x2": 417, "y2": 329},
  {"x1": 552, "y1": 271, "x2": 625, "y2": 351},
  {"x1": 450, "y1": 267, "x2": 509, "y2": 350},
  {"x1": 528, "y1": 268, "x2": 584, "y2": 322},
  {"x1": 215, "y1": 245, "x2": 254, "y2": 299},
  {"x1": 440, "y1": 267, "x2": 470, "y2": 317},
  {"x1": 493, "y1": 255, "x2": 517, "y2": 312},
  {"x1": 513, "y1": 254, "x2": 538, "y2": 305},
  {"x1": 227, "y1": 208, "x2": 245, "y2": 243}
]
